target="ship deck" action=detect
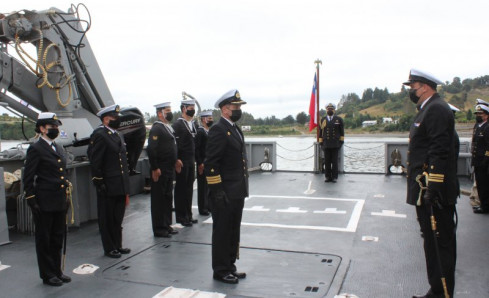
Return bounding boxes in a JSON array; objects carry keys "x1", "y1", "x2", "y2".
[{"x1": 0, "y1": 172, "x2": 487, "y2": 298}]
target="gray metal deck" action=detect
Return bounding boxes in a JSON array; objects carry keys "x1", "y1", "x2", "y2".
[{"x1": 0, "y1": 172, "x2": 487, "y2": 298}]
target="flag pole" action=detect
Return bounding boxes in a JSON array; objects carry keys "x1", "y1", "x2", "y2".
[{"x1": 314, "y1": 59, "x2": 322, "y2": 142}]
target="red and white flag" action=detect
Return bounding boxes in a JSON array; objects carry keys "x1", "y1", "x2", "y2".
[{"x1": 308, "y1": 73, "x2": 317, "y2": 132}]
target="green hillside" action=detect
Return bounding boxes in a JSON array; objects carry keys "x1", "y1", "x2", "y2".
[{"x1": 336, "y1": 75, "x2": 489, "y2": 131}]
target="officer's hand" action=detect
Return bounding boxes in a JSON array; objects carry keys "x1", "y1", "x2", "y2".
[
  {"x1": 198, "y1": 164, "x2": 204, "y2": 175},
  {"x1": 175, "y1": 160, "x2": 183, "y2": 174},
  {"x1": 93, "y1": 179, "x2": 106, "y2": 193},
  {"x1": 423, "y1": 188, "x2": 439, "y2": 206},
  {"x1": 27, "y1": 198, "x2": 41, "y2": 217},
  {"x1": 212, "y1": 189, "x2": 229, "y2": 208},
  {"x1": 152, "y1": 169, "x2": 161, "y2": 182}
]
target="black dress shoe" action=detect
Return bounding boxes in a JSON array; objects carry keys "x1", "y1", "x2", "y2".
[
  {"x1": 331, "y1": 179, "x2": 337, "y2": 183},
  {"x1": 129, "y1": 170, "x2": 141, "y2": 176},
  {"x1": 325, "y1": 178, "x2": 332, "y2": 182},
  {"x1": 213, "y1": 273, "x2": 239, "y2": 284},
  {"x1": 168, "y1": 228, "x2": 179, "y2": 235},
  {"x1": 181, "y1": 222, "x2": 193, "y2": 227},
  {"x1": 58, "y1": 274, "x2": 71, "y2": 283},
  {"x1": 191, "y1": 218, "x2": 198, "y2": 224},
  {"x1": 154, "y1": 231, "x2": 171, "y2": 238},
  {"x1": 232, "y1": 271, "x2": 246, "y2": 279},
  {"x1": 199, "y1": 211, "x2": 210, "y2": 216},
  {"x1": 105, "y1": 250, "x2": 121, "y2": 258},
  {"x1": 43, "y1": 276, "x2": 63, "y2": 286},
  {"x1": 118, "y1": 247, "x2": 131, "y2": 254},
  {"x1": 473, "y1": 206, "x2": 489, "y2": 214}
]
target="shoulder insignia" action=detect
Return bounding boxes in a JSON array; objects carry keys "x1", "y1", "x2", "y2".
[
  {"x1": 211, "y1": 168, "x2": 215, "y2": 173},
  {"x1": 153, "y1": 136, "x2": 158, "y2": 140}
]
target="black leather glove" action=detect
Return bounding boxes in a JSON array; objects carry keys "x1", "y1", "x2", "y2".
[
  {"x1": 212, "y1": 189, "x2": 229, "y2": 208},
  {"x1": 93, "y1": 178, "x2": 106, "y2": 193},
  {"x1": 423, "y1": 188, "x2": 441, "y2": 207},
  {"x1": 26, "y1": 198, "x2": 41, "y2": 217}
]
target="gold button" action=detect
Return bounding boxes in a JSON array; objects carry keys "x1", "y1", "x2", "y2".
[
  {"x1": 59, "y1": 168, "x2": 63, "y2": 171},
  {"x1": 61, "y1": 176, "x2": 64, "y2": 179},
  {"x1": 58, "y1": 159, "x2": 61, "y2": 163},
  {"x1": 61, "y1": 185, "x2": 65, "y2": 188}
]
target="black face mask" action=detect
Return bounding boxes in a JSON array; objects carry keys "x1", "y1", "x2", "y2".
[
  {"x1": 46, "y1": 128, "x2": 59, "y2": 140},
  {"x1": 186, "y1": 109, "x2": 195, "y2": 117},
  {"x1": 207, "y1": 121, "x2": 214, "y2": 127},
  {"x1": 230, "y1": 109, "x2": 242, "y2": 122},
  {"x1": 327, "y1": 110, "x2": 334, "y2": 116},
  {"x1": 165, "y1": 112, "x2": 173, "y2": 122},
  {"x1": 108, "y1": 118, "x2": 121, "y2": 129},
  {"x1": 409, "y1": 88, "x2": 420, "y2": 104},
  {"x1": 476, "y1": 116, "x2": 483, "y2": 123}
]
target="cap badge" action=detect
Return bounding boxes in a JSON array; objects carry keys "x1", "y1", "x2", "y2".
[{"x1": 235, "y1": 92, "x2": 240, "y2": 99}]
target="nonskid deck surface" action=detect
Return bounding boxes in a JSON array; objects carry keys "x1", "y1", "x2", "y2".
[{"x1": 0, "y1": 172, "x2": 486, "y2": 298}]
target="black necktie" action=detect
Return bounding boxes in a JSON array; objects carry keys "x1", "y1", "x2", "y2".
[{"x1": 51, "y1": 142, "x2": 57, "y2": 152}]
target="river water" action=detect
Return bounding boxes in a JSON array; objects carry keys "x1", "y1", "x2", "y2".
[{"x1": 0, "y1": 136, "x2": 471, "y2": 173}]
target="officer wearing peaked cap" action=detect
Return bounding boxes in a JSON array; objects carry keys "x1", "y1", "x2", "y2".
[
  {"x1": 195, "y1": 110, "x2": 214, "y2": 216},
  {"x1": 147, "y1": 102, "x2": 180, "y2": 237},
  {"x1": 205, "y1": 89, "x2": 248, "y2": 284},
  {"x1": 88, "y1": 104, "x2": 131, "y2": 258},
  {"x1": 403, "y1": 69, "x2": 458, "y2": 298},
  {"x1": 23, "y1": 112, "x2": 72, "y2": 286},
  {"x1": 172, "y1": 98, "x2": 198, "y2": 226},
  {"x1": 319, "y1": 103, "x2": 344, "y2": 182},
  {"x1": 471, "y1": 104, "x2": 489, "y2": 214}
]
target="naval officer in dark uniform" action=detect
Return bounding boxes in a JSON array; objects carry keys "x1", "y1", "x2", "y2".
[
  {"x1": 319, "y1": 103, "x2": 344, "y2": 182},
  {"x1": 147, "y1": 102, "x2": 181, "y2": 237},
  {"x1": 172, "y1": 99, "x2": 198, "y2": 226},
  {"x1": 205, "y1": 89, "x2": 248, "y2": 284},
  {"x1": 195, "y1": 110, "x2": 213, "y2": 216},
  {"x1": 471, "y1": 103, "x2": 489, "y2": 214},
  {"x1": 403, "y1": 69, "x2": 458, "y2": 298},
  {"x1": 23, "y1": 112, "x2": 71, "y2": 286},
  {"x1": 87, "y1": 104, "x2": 131, "y2": 258}
]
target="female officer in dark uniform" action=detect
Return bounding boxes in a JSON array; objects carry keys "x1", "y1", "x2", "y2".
[{"x1": 23, "y1": 112, "x2": 71, "y2": 286}]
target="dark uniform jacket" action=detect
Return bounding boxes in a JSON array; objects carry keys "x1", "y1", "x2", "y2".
[
  {"x1": 172, "y1": 118, "x2": 197, "y2": 165},
  {"x1": 147, "y1": 121, "x2": 177, "y2": 177},
  {"x1": 195, "y1": 126, "x2": 208, "y2": 166},
  {"x1": 406, "y1": 94, "x2": 459, "y2": 206},
  {"x1": 205, "y1": 117, "x2": 249, "y2": 200},
  {"x1": 471, "y1": 121, "x2": 489, "y2": 167},
  {"x1": 319, "y1": 115, "x2": 344, "y2": 148},
  {"x1": 23, "y1": 138, "x2": 69, "y2": 212},
  {"x1": 88, "y1": 125, "x2": 130, "y2": 196}
]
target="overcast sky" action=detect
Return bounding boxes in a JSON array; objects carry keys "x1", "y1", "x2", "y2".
[{"x1": 2, "y1": 0, "x2": 489, "y2": 118}]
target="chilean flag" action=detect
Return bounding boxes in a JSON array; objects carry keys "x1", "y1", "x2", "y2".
[{"x1": 308, "y1": 73, "x2": 317, "y2": 132}]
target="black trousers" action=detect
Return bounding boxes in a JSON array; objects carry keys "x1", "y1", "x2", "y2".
[
  {"x1": 197, "y1": 172, "x2": 209, "y2": 214},
  {"x1": 97, "y1": 192, "x2": 126, "y2": 252},
  {"x1": 474, "y1": 165, "x2": 489, "y2": 209},
  {"x1": 151, "y1": 175, "x2": 173, "y2": 234},
  {"x1": 324, "y1": 147, "x2": 339, "y2": 179},
  {"x1": 34, "y1": 210, "x2": 66, "y2": 280},
  {"x1": 210, "y1": 196, "x2": 244, "y2": 275},
  {"x1": 174, "y1": 164, "x2": 195, "y2": 223},
  {"x1": 416, "y1": 204, "x2": 456, "y2": 297}
]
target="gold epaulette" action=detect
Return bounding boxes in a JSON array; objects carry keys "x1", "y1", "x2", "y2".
[
  {"x1": 427, "y1": 173, "x2": 444, "y2": 183},
  {"x1": 206, "y1": 175, "x2": 222, "y2": 185},
  {"x1": 339, "y1": 136, "x2": 344, "y2": 141}
]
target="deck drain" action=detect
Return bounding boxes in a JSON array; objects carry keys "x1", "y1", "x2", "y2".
[
  {"x1": 304, "y1": 286, "x2": 319, "y2": 292},
  {"x1": 161, "y1": 244, "x2": 171, "y2": 248},
  {"x1": 321, "y1": 259, "x2": 333, "y2": 263}
]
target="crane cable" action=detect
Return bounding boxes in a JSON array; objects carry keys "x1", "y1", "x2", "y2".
[{"x1": 14, "y1": 29, "x2": 72, "y2": 108}]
